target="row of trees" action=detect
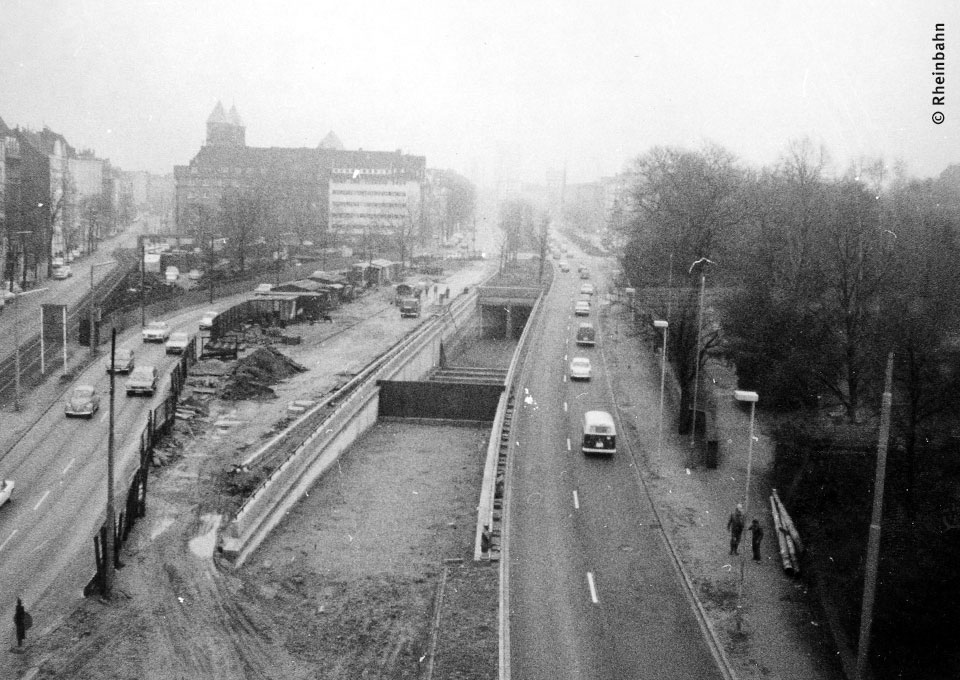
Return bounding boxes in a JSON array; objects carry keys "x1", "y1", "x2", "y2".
[{"x1": 620, "y1": 140, "x2": 960, "y2": 448}]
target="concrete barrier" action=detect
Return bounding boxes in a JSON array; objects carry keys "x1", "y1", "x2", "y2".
[{"x1": 220, "y1": 285, "x2": 481, "y2": 565}]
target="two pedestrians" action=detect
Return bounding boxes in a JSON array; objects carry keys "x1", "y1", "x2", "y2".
[{"x1": 727, "y1": 505, "x2": 765, "y2": 561}]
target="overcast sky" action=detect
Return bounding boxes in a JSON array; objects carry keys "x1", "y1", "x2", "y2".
[{"x1": 0, "y1": 0, "x2": 955, "y2": 186}]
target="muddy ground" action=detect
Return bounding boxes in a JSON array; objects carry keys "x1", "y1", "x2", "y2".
[{"x1": 13, "y1": 263, "x2": 499, "y2": 680}]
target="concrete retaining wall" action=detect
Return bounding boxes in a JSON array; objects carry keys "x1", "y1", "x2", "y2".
[{"x1": 220, "y1": 291, "x2": 480, "y2": 566}]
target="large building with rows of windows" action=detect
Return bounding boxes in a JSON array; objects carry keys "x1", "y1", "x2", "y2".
[{"x1": 174, "y1": 102, "x2": 425, "y2": 251}]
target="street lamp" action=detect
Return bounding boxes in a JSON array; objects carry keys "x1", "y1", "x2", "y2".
[
  {"x1": 733, "y1": 389, "x2": 759, "y2": 630},
  {"x1": 654, "y1": 319, "x2": 669, "y2": 459},
  {"x1": 689, "y1": 258, "x2": 714, "y2": 448}
]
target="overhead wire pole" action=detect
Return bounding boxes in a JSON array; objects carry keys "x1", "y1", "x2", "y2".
[
  {"x1": 688, "y1": 257, "x2": 714, "y2": 448},
  {"x1": 104, "y1": 329, "x2": 118, "y2": 598},
  {"x1": 856, "y1": 352, "x2": 895, "y2": 680}
]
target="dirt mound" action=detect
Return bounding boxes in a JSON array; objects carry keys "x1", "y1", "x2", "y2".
[{"x1": 220, "y1": 347, "x2": 307, "y2": 401}]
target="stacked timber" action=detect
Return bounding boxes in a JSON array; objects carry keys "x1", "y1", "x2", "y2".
[{"x1": 770, "y1": 487, "x2": 804, "y2": 575}]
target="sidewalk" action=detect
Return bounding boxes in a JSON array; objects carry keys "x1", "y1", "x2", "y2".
[{"x1": 600, "y1": 298, "x2": 845, "y2": 680}]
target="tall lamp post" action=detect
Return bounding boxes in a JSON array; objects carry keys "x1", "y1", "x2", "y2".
[
  {"x1": 689, "y1": 258, "x2": 713, "y2": 448},
  {"x1": 654, "y1": 319, "x2": 669, "y2": 459},
  {"x1": 733, "y1": 389, "x2": 759, "y2": 630}
]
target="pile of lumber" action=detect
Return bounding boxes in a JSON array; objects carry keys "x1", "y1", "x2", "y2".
[{"x1": 770, "y1": 488, "x2": 804, "y2": 576}]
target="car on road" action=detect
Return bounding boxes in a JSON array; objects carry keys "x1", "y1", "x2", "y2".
[
  {"x1": 65, "y1": 385, "x2": 101, "y2": 418},
  {"x1": 574, "y1": 300, "x2": 591, "y2": 316},
  {"x1": 579, "y1": 269, "x2": 590, "y2": 280},
  {"x1": 0, "y1": 479, "x2": 13, "y2": 507},
  {"x1": 126, "y1": 365, "x2": 158, "y2": 397},
  {"x1": 580, "y1": 282, "x2": 595, "y2": 296},
  {"x1": 165, "y1": 332, "x2": 191, "y2": 355},
  {"x1": 52, "y1": 265, "x2": 72, "y2": 279},
  {"x1": 576, "y1": 322, "x2": 596, "y2": 346},
  {"x1": 164, "y1": 266, "x2": 180, "y2": 284},
  {"x1": 142, "y1": 321, "x2": 171, "y2": 343},
  {"x1": 188, "y1": 268, "x2": 203, "y2": 280},
  {"x1": 199, "y1": 311, "x2": 219, "y2": 331},
  {"x1": 569, "y1": 357, "x2": 592, "y2": 381},
  {"x1": 558, "y1": 261, "x2": 570, "y2": 272},
  {"x1": 104, "y1": 348, "x2": 136, "y2": 374}
]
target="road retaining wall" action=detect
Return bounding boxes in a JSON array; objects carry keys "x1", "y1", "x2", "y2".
[{"x1": 219, "y1": 288, "x2": 481, "y2": 566}]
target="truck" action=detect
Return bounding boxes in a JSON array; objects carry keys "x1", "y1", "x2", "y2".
[{"x1": 399, "y1": 297, "x2": 421, "y2": 318}]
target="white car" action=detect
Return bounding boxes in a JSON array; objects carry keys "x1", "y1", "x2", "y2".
[
  {"x1": 165, "y1": 332, "x2": 191, "y2": 355},
  {"x1": 574, "y1": 300, "x2": 591, "y2": 316},
  {"x1": 0, "y1": 479, "x2": 13, "y2": 507},
  {"x1": 569, "y1": 357, "x2": 592, "y2": 381},
  {"x1": 142, "y1": 321, "x2": 171, "y2": 343},
  {"x1": 199, "y1": 311, "x2": 219, "y2": 330},
  {"x1": 580, "y1": 283, "x2": 594, "y2": 296},
  {"x1": 52, "y1": 265, "x2": 72, "y2": 279}
]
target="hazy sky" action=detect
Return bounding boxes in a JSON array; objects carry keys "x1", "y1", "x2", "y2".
[{"x1": 0, "y1": 0, "x2": 955, "y2": 186}]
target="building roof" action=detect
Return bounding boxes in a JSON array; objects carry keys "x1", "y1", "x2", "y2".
[
  {"x1": 228, "y1": 104, "x2": 244, "y2": 127},
  {"x1": 207, "y1": 101, "x2": 229, "y2": 125},
  {"x1": 318, "y1": 131, "x2": 344, "y2": 150}
]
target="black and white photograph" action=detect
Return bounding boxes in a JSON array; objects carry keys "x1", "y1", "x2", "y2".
[{"x1": 0, "y1": 1, "x2": 957, "y2": 678}]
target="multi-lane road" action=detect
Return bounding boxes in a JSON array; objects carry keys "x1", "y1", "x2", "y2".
[
  {"x1": 507, "y1": 243, "x2": 723, "y2": 679},
  {"x1": 0, "y1": 296, "x2": 222, "y2": 639}
]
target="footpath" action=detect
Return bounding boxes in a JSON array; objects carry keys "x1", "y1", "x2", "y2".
[{"x1": 599, "y1": 296, "x2": 847, "y2": 680}]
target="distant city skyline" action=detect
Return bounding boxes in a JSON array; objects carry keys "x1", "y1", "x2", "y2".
[{"x1": 1, "y1": 0, "x2": 956, "y2": 187}]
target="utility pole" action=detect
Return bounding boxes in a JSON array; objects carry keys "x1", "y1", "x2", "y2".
[
  {"x1": 104, "y1": 329, "x2": 118, "y2": 598},
  {"x1": 856, "y1": 352, "x2": 894, "y2": 680}
]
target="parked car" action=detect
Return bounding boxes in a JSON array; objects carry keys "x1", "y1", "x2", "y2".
[
  {"x1": 188, "y1": 268, "x2": 203, "y2": 280},
  {"x1": 52, "y1": 265, "x2": 72, "y2": 279},
  {"x1": 574, "y1": 300, "x2": 591, "y2": 316},
  {"x1": 165, "y1": 331, "x2": 191, "y2": 355},
  {"x1": 580, "y1": 269, "x2": 590, "y2": 280},
  {"x1": 0, "y1": 479, "x2": 13, "y2": 508},
  {"x1": 199, "y1": 311, "x2": 219, "y2": 331},
  {"x1": 65, "y1": 385, "x2": 101, "y2": 418},
  {"x1": 569, "y1": 357, "x2": 592, "y2": 381},
  {"x1": 104, "y1": 348, "x2": 136, "y2": 374},
  {"x1": 254, "y1": 283, "x2": 274, "y2": 295},
  {"x1": 126, "y1": 365, "x2": 158, "y2": 397},
  {"x1": 142, "y1": 321, "x2": 171, "y2": 343},
  {"x1": 164, "y1": 266, "x2": 180, "y2": 284}
]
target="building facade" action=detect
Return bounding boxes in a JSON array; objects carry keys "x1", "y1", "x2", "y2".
[{"x1": 174, "y1": 102, "x2": 426, "y2": 254}]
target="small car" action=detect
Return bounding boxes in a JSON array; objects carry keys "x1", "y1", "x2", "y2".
[
  {"x1": 52, "y1": 265, "x2": 72, "y2": 279},
  {"x1": 199, "y1": 311, "x2": 219, "y2": 331},
  {"x1": 558, "y1": 261, "x2": 570, "y2": 272},
  {"x1": 104, "y1": 348, "x2": 136, "y2": 374},
  {"x1": 574, "y1": 300, "x2": 591, "y2": 316},
  {"x1": 580, "y1": 269, "x2": 590, "y2": 280},
  {"x1": 65, "y1": 385, "x2": 101, "y2": 418},
  {"x1": 126, "y1": 365, "x2": 158, "y2": 396},
  {"x1": 165, "y1": 332, "x2": 191, "y2": 355},
  {"x1": 164, "y1": 266, "x2": 180, "y2": 284},
  {"x1": 188, "y1": 268, "x2": 203, "y2": 280},
  {"x1": 569, "y1": 357, "x2": 592, "y2": 381},
  {"x1": 142, "y1": 321, "x2": 171, "y2": 343},
  {"x1": 0, "y1": 479, "x2": 14, "y2": 507},
  {"x1": 580, "y1": 283, "x2": 595, "y2": 296}
]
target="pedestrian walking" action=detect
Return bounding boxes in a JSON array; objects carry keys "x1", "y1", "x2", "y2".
[
  {"x1": 727, "y1": 503, "x2": 745, "y2": 555},
  {"x1": 14, "y1": 598, "x2": 29, "y2": 647},
  {"x1": 481, "y1": 525, "x2": 492, "y2": 553},
  {"x1": 749, "y1": 519, "x2": 764, "y2": 561}
]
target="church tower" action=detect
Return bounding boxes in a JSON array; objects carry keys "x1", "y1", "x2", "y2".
[{"x1": 205, "y1": 101, "x2": 245, "y2": 147}]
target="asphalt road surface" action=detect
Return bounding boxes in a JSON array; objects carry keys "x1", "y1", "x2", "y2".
[{"x1": 507, "y1": 245, "x2": 723, "y2": 680}]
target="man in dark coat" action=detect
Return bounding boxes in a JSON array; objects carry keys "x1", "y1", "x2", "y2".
[
  {"x1": 727, "y1": 503, "x2": 745, "y2": 555},
  {"x1": 749, "y1": 519, "x2": 765, "y2": 562},
  {"x1": 14, "y1": 598, "x2": 26, "y2": 647}
]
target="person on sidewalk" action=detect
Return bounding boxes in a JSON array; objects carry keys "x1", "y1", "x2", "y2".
[
  {"x1": 727, "y1": 503, "x2": 745, "y2": 555},
  {"x1": 14, "y1": 598, "x2": 28, "y2": 647},
  {"x1": 749, "y1": 519, "x2": 764, "y2": 561}
]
